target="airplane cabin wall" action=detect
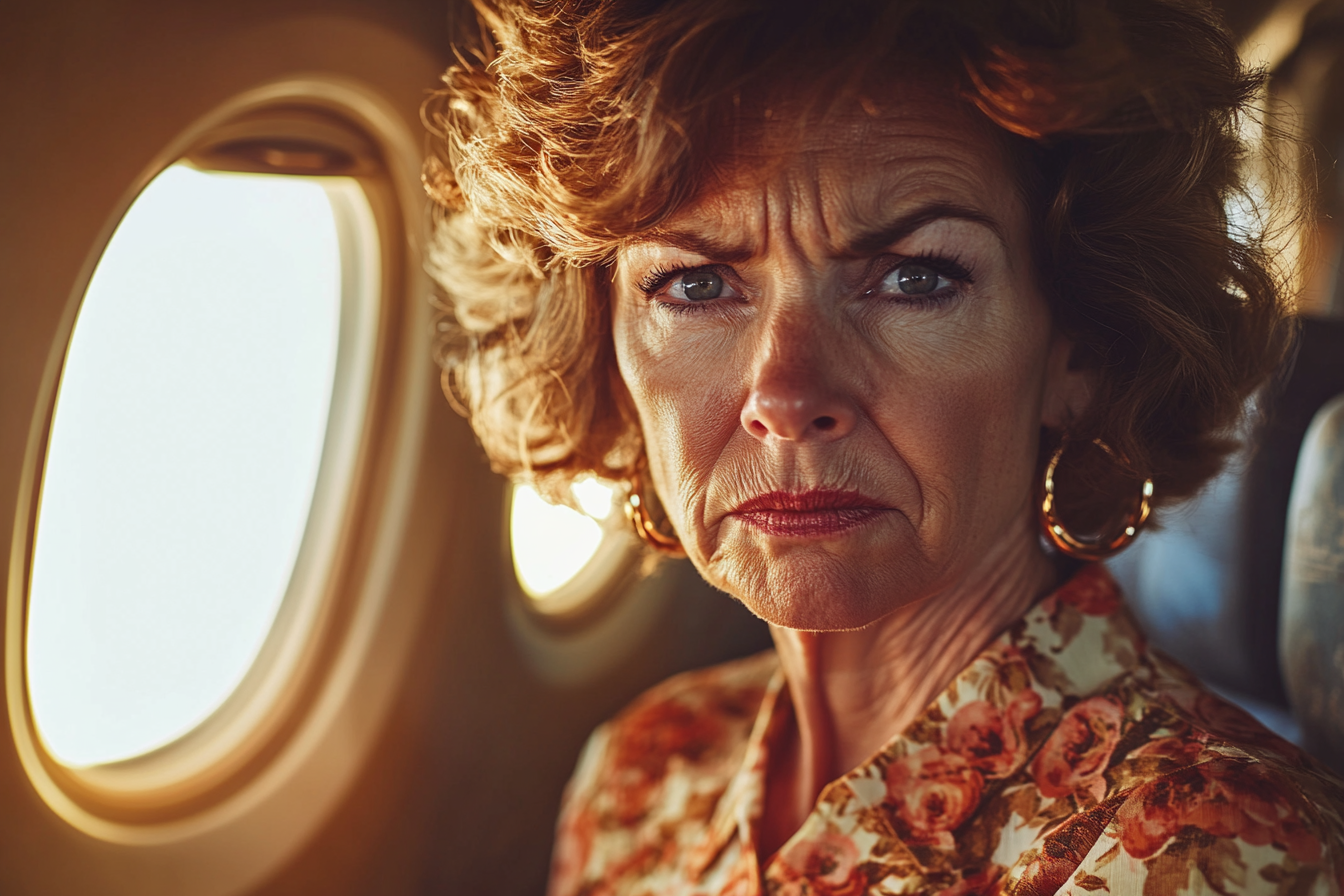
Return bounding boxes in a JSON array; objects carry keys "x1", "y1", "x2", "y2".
[{"x1": 0, "y1": 2, "x2": 772, "y2": 894}]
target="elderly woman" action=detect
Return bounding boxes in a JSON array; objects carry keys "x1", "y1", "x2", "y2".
[{"x1": 425, "y1": 0, "x2": 1344, "y2": 892}]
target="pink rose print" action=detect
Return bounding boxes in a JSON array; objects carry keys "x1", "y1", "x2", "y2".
[
  {"x1": 886, "y1": 746, "x2": 985, "y2": 850},
  {"x1": 611, "y1": 699, "x2": 722, "y2": 775},
  {"x1": 1051, "y1": 564, "x2": 1120, "y2": 616},
  {"x1": 1187, "y1": 761, "x2": 1322, "y2": 863},
  {"x1": 1130, "y1": 735, "x2": 1207, "y2": 768},
  {"x1": 775, "y1": 831, "x2": 867, "y2": 896},
  {"x1": 1115, "y1": 758, "x2": 1322, "y2": 863},
  {"x1": 1030, "y1": 696, "x2": 1123, "y2": 801},
  {"x1": 946, "y1": 690, "x2": 1042, "y2": 778},
  {"x1": 1114, "y1": 765, "x2": 1196, "y2": 858},
  {"x1": 608, "y1": 698, "x2": 724, "y2": 823}
]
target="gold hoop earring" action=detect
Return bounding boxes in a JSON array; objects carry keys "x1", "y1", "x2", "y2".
[
  {"x1": 1041, "y1": 438, "x2": 1154, "y2": 560},
  {"x1": 626, "y1": 474, "x2": 685, "y2": 556}
]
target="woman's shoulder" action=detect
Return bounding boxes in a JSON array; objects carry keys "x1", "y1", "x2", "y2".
[
  {"x1": 608, "y1": 648, "x2": 779, "y2": 730},
  {"x1": 586, "y1": 649, "x2": 775, "y2": 772},
  {"x1": 572, "y1": 648, "x2": 777, "y2": 791},
  {"x1": 1133, "y1": 651, "x2": 1343, "y2": 800},
  {"x1": 1006, "y1": 656, "x2": 1344, "y2": 895},
  {"x1": 547, "y1": 650, "x2": 777, "y2": 895},
  {"x1": 582, "y1": 648, "x2": 779, "y2": 771}
]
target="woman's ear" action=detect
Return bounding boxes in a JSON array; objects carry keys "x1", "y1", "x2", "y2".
[{"x1": 1041, "y1": 332, "x2": 1096, "y2": 428}]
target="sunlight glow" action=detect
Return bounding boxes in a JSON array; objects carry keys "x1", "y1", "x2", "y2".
[
  {"x1": 511, "y1": 479, "x2": 618, "y2": 598},
  {"x1": 27, "y1": 165, "x2": 343, "y2": 768}
]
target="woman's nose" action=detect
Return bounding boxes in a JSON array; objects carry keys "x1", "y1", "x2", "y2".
[{"x1": 740, "y1": 352, "x2": 858, "y2": 442}]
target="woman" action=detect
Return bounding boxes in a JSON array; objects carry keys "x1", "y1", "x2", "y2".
[{"x1": 424, "y1": 0, "x2": 1344, "y2": 892}]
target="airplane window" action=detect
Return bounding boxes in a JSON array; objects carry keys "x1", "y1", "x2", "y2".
[
  {"x1": 510, "y1": 477, "x2": 621, "y2": 599},
  {"x1": 26, "y1": 164, "x2": 344, "y2": 767}
]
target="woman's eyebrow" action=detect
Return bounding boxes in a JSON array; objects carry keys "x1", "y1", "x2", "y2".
[
  {"x1": 627, "y1": 230, "x2": 757, "y2": 263},
  {"x1": 623, "y1": 202, "x2": 1005, "y2": 259},
  {"x1": 629, "y1": 201, "x2": 1006, "y2": 262},
  {"x1": 847, "y1": 202, "x2": 1007, "y2": 256}
]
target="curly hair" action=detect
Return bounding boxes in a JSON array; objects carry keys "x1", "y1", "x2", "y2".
[{"x1": 423, "y1": 0, "x2": 1295, "y2": 517}]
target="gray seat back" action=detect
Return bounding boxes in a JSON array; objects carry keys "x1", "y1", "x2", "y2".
[{"x1": 1282, "y1": 393, "x2": 1344, "y2": 769}]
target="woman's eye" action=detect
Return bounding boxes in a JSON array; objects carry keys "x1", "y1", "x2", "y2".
[
  {"x1": 669, "y1": 268, "x2": 734, "y2": 301},
  {"x1": 878, "y1": 263, "x2": 951, "y2": 297}
]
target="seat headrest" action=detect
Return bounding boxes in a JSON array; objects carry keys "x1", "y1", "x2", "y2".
[
  {"x1": 1281, "y1": 391, "x2": 1344, "y2": 769},
  {"x1": 1108, "y1": 317, "x2": 1344, "y2": 719}
]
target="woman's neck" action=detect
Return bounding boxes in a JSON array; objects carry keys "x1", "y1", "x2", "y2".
[{"x1": 759, "y1": 515, "x2": 1063, "y2": 859}]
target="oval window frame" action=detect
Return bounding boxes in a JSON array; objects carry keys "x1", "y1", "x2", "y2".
[
  {"x1": 6, "y1": 77, "x2": 432, "y2": 846},
  {"x1": 501, "y1": 480, "x2": 679, "y2": 688},
  {"x1": 506, "y1": 479, "x2": 640, "y2": 620},
  {"x1": 23, "y1": 162, "x2": 371, "y2": 775}
]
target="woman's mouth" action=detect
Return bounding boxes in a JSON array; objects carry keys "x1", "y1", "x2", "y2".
[{"x1": 728, "y1": 490, "x2": 890, "y2": 538}]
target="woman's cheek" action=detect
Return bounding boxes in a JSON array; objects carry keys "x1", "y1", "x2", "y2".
[
  {"x1": 646, "y1": 362, "x2": 744, "y2": 502},
  {"x1": 614, "y1": 310, "x2": 742, "y2": 510},
  {"x1": 869, "y1": 312, "x2": 1049, "y2": 516}
]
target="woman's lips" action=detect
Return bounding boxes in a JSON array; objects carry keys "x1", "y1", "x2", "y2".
[{"x1": 728, "y1": 490, "x2": 890, "y2": 538}]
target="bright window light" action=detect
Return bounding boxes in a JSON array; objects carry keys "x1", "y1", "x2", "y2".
[
  {"x1": 27, "y1": 165, "x2": 343, "y2": 768},
  {"x1": 510, "y1": 479, "x2": 618, "y2": 598},
  {"x1": 572, "y1": 478, "x2": 617, "y2": 520}
]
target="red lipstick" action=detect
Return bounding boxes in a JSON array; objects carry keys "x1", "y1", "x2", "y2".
[{"x1": 729, "y1": 490, "x2": 889, "y2": 538}]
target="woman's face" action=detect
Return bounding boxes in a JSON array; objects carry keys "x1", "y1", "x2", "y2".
[{"x1": 612, "y1": 84, "x2": 1083, "y2": 631}]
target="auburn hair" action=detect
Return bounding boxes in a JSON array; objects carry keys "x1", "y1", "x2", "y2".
[{"x1": 423, "y1": 0, "x2": 1295, "y2": 515}]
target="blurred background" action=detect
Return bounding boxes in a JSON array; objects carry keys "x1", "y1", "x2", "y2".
[{"x1": 0, "y1": 1, "x2": 1341, "y2": 894}]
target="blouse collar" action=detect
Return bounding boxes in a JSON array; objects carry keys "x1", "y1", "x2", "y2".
[{"x1": 684, "y1": 563, "x2": 1146, "y2": 882}]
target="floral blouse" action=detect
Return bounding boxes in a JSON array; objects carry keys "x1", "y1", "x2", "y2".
[{"x1": 548, "y1": 565, "x2": 1344, "y2": 895}]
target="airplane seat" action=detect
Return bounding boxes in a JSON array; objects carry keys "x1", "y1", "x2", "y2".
[
  {"x1": 1107, "y1": 315, "x2": 1344, "y2": 773},
  {"x1": 1281, "y1": 386, "x2": 1344, "y2": 767}
]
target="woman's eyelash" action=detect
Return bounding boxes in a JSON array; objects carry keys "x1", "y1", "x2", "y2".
[
  {"x1": 636, "y1": 265, "x2": 676, "y2": 295},
  {"x1": 635, "y1": 254, "x2": 974, "y2": 304},
  {"x1": 637, "y1": 264, "x2": 726, "y2": 296},
  {"x1": 864, "y1": 253, "x2": 976, "y2": 310},
  {"x1": 882, "y1": 253, "x2": 974, "y2": 284},
  {"x1": 658, "y1": 302, "x2": 715, "y2": 316}
]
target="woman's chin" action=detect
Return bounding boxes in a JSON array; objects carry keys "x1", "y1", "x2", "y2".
[
  {"x1": 700, "y1": 521, "x2": 927, "y2": 632},
  {"x1": 742, "y1": 596, "x2": 894, "y2": 632}
]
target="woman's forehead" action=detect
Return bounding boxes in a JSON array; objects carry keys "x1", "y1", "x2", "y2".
[{"x1": 636, "y1": 87, "x2": 1027, "y2": 258}]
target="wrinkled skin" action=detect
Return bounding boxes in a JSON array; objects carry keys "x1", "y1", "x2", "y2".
[{"x1": 612, "y1": 85, "x2": 1087, "y2": 633}]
